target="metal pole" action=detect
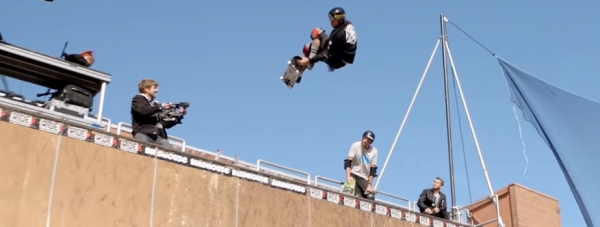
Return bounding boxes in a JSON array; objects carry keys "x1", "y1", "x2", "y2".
[
  {"x1": 374, "y1": 38, "x2": 441, "y2": 190},
  {"x1": 96, "y1": 82, "x2": 107, "y2": 123},
  {"x1": 444, "y1": 38, "x2": 506, "y2": 227},
  {"x1": 440, "y1": 13, "x2": 457, "y2": 220}
]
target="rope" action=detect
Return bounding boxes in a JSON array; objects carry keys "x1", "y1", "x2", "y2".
[
  {"x1": 447, "y1": 19, "x2": 530, "y2": 179},
  {"x1": 450, "y1": 62, "x2": 474, "y2": 203},
  {"x1": 448, "y1": 21, "x2": 496, "y2": 57}
]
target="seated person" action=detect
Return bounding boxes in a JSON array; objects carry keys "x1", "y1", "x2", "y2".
[
  {"x1": 297, "y1": 7, "x2": 357, "y2": 72},
  {"x1": 417, "y1": 177, "x2": 450, "y2": 220},
  {"x1": 63, "y1": 50, "x2": 95, "y2": 67}
]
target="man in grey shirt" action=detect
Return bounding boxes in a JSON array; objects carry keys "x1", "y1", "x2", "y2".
[{"x1": 344, "y1": 131, "x2": 378, "y2": 200}]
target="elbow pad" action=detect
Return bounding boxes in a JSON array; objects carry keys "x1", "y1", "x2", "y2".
[
  {"x1": 369, "y1": 166, "x2": 378, "y2": 177},
  {"x1": 344, "y1": 159, "x2": 352, "y2": 170}
]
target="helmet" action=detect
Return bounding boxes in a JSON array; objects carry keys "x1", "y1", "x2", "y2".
[
  {"x1": 328, "y1": 7, "x2": 346, "y2": 21},
  {"x1": 362, "y1": 130, "x2": 375, "y2": 141},
  {"x1": 302, "y1": 43, "x2": 311, "y2": 57}
]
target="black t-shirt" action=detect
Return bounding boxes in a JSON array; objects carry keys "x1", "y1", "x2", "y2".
[{"x1": 328, "y1": 20, "x2": 358, "y2": 65}]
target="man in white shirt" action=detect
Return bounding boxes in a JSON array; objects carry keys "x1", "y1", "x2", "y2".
[{"x1": 344, "y1": 131, "x2": 378, "y2": 200}]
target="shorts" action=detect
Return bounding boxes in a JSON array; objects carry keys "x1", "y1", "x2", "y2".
[
  {"x1": 351, "y1": 173, "x2": 374, "y2": 200},
  {"x1": 323, "y1": 56, "x2": 346, "y2": 69}
]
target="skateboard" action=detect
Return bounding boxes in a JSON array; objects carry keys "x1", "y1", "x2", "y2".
[
  {"x1": 341, "y1": 179, "x2": 356, "y2": 195},
  {"x1": 280, "y1": 56, "x2": 307, "y2": 89}
]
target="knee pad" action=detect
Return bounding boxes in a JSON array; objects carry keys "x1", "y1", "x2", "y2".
[{"x1": 365, "y1": 192, "x2": 375, "y2": 200}]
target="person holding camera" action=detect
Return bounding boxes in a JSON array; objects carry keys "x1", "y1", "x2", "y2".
[{"x1": 131, "y1": 79, "x2": 186, "y2": 148}]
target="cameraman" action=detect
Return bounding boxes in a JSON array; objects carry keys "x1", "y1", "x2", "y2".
[{"x1": 131, "y1": 79, "x2": 185, "y2": 148}]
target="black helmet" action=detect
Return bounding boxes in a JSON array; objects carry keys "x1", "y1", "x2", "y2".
[
  {"x1": 328, "y1": 7, "x2": 346, "y2": 20},
  {"x1": 362, "y1": 130, "x2": 375, "y2": 141}
]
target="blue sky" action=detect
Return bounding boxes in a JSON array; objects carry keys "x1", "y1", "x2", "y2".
[{"x1": 2, "y1": 1, "x2": 598, "y2": 226}]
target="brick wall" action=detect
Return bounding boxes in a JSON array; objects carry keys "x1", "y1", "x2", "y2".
[
  {"x1": 469, "y1": 183, "x2": 561, "y2": 227},
  {"x1": 510, "y1": 184, "x2": 561, "y2": 227}
]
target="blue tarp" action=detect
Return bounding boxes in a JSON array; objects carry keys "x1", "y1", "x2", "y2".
[{"x1": 498, "y1": 58, "x2": 598, "y2": 227}]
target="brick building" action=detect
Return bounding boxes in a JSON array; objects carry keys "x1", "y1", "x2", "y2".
[{"x1": 469, "y1": 183, "x2": 562, "y2": 227}]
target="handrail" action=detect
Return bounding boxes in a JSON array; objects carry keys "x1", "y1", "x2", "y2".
[
  {"x1": 475, "y1": 218, "x2": 498, "y2": 227},
  {"x1": 257, "y1": 164, "x2": 309, "y2": 183},
  {"x1": 185, "y1": 145, "x2": 242, "y2": 164},
  {"x1": 375, "y1": 190, "x2": 412, "y2": 211},
  {"x1": 116, "y1": 122, "x2": 187, "y2": 152},
  {"x1": 100, "y1": 117, "x2": 111, "y2": 132},
  {"x1": 116, "y1": 122, "x2": 132, "y2": 135},
  {"x1": 456, "y1": 196, "x2": 488, "y2": 211},
  {"x1": 256, "y1": 159, "x2": 310, "y2": 184},
  {"x1": 167, "y1": 135, "x2": 186, "y2": 152},
  {"x1": 454, "y1": 196, "x2": 494, "y2": 223},
  {"x1": 314, "y1": 175, "x2": 343, "y2": 186},
  {"x1": 237, "y1": 160, "x2": 256, "y2": 168},
  {"x1": 313, "y1": 175, "x2": 413, "y2": 209},
  {"x1": 313, "y1": 175, "x2": 344, "y2": 191}
]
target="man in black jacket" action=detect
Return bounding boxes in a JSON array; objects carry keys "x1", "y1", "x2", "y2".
[
  {"x1": 417, "y1": 177, "x2": 450, "y2": 220},
  {"x1": 131, "y1": 79, "x2": 180, "y2": 148},
  {"x1": 297, "y1": 7, "x2": 357, "y2": 72}
]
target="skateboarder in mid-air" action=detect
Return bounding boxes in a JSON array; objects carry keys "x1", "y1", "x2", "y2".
[{"x1": 297, "y1": 7, "x2": 358, "y2": 72}]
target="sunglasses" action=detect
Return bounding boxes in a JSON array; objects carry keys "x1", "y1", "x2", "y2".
[{"x1": 329, "y1": 14, "x2": 345, "y2": 21}]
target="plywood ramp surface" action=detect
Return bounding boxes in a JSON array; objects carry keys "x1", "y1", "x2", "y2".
[
  {"x1": 0, "y1": 119, "x2": 442, "y2": 227},
  {"x1": 153, "y1": 160, "x2": 237, "y2": 227},
  {"x1": 49, "y1": 137, "x2": 154, "y2": 227},
  {"x1": 0, "y1": 122, "x2": 58, "y2": 227}
]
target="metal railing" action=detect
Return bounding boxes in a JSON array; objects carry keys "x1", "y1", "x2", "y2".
[
  {"x1": 183, "y1": 145, "x2": 253, "y2": 167},
  {"x1": 314, "y1": 175, "x2": 413, "y2": 211},
  {"x1": 100, "y1": 117, "x2": 111, "y2": 132},
  {"x1": 167, "y1": 135, "x2": 186, "y2": 152},
  {"x1": 116, "y1": 122, "x2": 132, "y2": 135},
  {"x1": 476, "y1": 218, "x2": 498, "y2": 226},
  {"x1": 256, "y1": 159, "x2": 311, "y2": 184},
  {"x1": 375, "y1": 190, "x2": 413, "y2": 211},
  {"x1": 453, "y1": 196, "x2": 501, "y2": 226},
  {"x1": 313, "y1": 175, "x2": 344, "y2": 191}
]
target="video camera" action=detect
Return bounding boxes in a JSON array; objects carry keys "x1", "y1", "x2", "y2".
[{"x1": 159, "y1": 102, "x2": 190, "y2": 125}]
